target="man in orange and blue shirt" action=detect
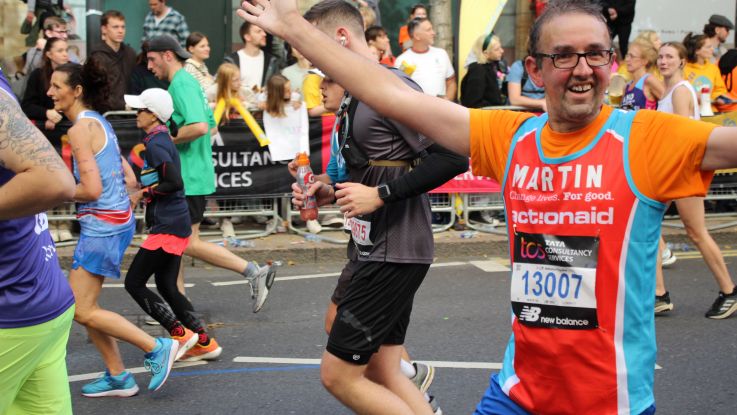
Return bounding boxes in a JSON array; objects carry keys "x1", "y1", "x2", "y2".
[{"x1": 240, "y1": 0, "x2": 737, "y2": 413}]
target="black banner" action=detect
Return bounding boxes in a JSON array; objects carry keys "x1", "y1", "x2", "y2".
[{"x1": 104, "y1": 115, "x2": 331, "y2": 197}]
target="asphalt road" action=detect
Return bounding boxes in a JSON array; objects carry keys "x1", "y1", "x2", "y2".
[{"x1": 66, "y1": 253, "x2": 737, "y2": 414}]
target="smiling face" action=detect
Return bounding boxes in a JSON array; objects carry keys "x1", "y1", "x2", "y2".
[
  {"x1": 528, "y1": 12, "x2": 611, "y2": 132},
  {"x1": 47, "y1": 70, "x2": 79, "y2": 113},
  {"x1": 188, "y1": 37, "x2": 210, "y2": 62}
]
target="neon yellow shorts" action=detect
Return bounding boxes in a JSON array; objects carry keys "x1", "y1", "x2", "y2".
[{"x1": 0, "y1": 305, "x2": 74, "y2": 415}]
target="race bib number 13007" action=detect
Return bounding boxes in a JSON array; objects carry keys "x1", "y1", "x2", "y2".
[{"x1": 511, "y1": 231, "x2": 599, "y2": 330}]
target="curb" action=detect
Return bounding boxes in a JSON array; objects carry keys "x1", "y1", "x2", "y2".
[{"x1": 54, "y1": 226, "x2": 737, "y2": 269}]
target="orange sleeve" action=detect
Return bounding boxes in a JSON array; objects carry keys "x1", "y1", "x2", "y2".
[
  {"x1": 469, "y1": 109, "x2": 535, "y2": 182},
  {"x1": 398, "y1": 26, "x2": 409, "y2": 49},
  {"x1": 629, "y1": 110, "x2": 717, "y2": 202}
]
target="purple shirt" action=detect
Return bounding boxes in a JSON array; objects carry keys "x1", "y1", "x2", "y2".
[{"x1": 0, "y1": 68, "x2": 74, "y2": 328}]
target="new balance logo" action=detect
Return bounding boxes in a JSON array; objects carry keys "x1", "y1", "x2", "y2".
[{"x1": 519, "y1": 306, "x2": 541, "y2": 322}]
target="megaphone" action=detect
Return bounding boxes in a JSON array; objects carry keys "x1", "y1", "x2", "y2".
[{"x1": 700, "y1": 85, "x2": 714, "y2": 117}]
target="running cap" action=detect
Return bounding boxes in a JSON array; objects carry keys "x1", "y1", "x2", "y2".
[
  {"x1": 148, "y1": 34, "x2": 192, "y2": 59},
  {"x1": 709, "y1": 14, "x2": 734, "y2": 30},
  {"x1": 124, "y1": 88, "x2": 173, "y2": 123}
]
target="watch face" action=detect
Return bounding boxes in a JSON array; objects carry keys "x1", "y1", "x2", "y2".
[{"x1": 378, "y1": 184, "x2": 390, "y2": 199}]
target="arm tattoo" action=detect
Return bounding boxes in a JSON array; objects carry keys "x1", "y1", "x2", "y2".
[{"x1": 0, "y1": 93, "x2": 66, "y2": 172}]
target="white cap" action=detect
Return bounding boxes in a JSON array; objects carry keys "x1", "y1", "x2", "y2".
[{"x1": 124, "y1": 88, "x2": 174, "y2": 123}]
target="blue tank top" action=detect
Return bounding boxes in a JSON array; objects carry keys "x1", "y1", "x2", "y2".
[
  {"x1": 621, "y1": 74, "x2": 657, "y2": 110},
  {"x1": 0, "y1": 68, "x2": 74, "y2": 328},
  {"x1": 73, "y1": 111, "x2": 134, "y2": 236}
]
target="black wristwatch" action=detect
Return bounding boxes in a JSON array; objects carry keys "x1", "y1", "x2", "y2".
[{"x1": 377, "y1": 183, "x2": 391, "y2": 201}]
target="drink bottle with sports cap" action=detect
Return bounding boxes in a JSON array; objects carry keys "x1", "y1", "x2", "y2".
[{"x1": 295, "y1": 152, "x2": 318, "y2": 221}]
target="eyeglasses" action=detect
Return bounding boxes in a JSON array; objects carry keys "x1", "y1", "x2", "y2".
[
  {"x1": 136, "y1": 108, "x2": 151, "y2": 114},
  {"x1": 625, "y1": 53, "x2": 642, "y2": 60},
  {"x1": 535, "y1": 49, "x2": 614, "y2": 69}
]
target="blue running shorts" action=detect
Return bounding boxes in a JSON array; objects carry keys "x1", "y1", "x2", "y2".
[
  {"x1": 474, "y1": 374, "x2": 657, "y2": 415},
  {"x1": 72, "y1": 225, "x2": 135, "y2": 279}
]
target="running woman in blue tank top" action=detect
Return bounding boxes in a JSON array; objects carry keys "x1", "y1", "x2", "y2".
[{"x1": 48, "y1": 60, "x2": 182, "y2": 396}]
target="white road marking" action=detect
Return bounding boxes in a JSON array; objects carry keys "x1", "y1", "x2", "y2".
[
  {"x1": 103, "y1": 260, "x2": 512, "y2": 289},
  {"x1": 430, "y1": 261, "x2": 468, "y2": 268},
  {"x1": 470, "y1": 260, "x2": 510, "y2": 272},
  {"x1": 232, "y1": 357, "x2": 662, "y2": 370},
  {"x1": 68, "y1": 361, "x2": 207, "y2": 383},
  {"x1": 102, "y1": 283, "x2": 195, "y2": 288}
]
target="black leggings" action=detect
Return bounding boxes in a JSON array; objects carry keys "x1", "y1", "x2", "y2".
[{"x1": 124, "y1": 247, "x2": 205, "y2": 334}]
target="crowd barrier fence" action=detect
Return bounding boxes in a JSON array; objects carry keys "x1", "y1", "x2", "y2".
[{"x1": 46, "y1": 111, "x2": 737, "y2": 247}]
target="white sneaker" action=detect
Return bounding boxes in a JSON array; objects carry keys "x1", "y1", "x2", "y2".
[
  {"x1": 49, "y1": 228, "x2": 60, "y2": 242},
  {"x1": 661, "y1": 248, "x2": 677, "y2": 267},
  {"x1": 220, "y1": 219, "x2": 236, "y2": 239},
  {"x1": 250, "y1": 264, "x2": 276, "y2": 313},
  {"x1": 306, "y1": 220, "x2": 322, "y2": 234}
]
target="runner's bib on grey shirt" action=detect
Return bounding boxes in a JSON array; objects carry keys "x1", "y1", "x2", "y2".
[{"x1": 345, "y1": 71, "x2": 433, "y2": 264}]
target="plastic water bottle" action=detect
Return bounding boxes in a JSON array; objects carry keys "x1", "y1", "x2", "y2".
[
  {"x1": 295, "y1": 152, "x2": 319, "y2": 221},
  {"x1": 224, "y1": 237, "x2": 255, "y2": 248},
  {"x1": 304, "y1": 233, "x2": 322, "y2": 242},
  {"x1": 460, "y1": 231, "x2": 478, "y2": 239}
]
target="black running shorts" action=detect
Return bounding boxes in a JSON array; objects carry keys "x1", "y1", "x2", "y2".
[
  {"x1": 326, "y1": 261, "x2": 430, "y2": 365},
  {"x1": 186, "y1": 195, "x2": 207, "y2": 223},
  {"x1": 330, "y1": 259, "x2": 360, "y2": 305}
]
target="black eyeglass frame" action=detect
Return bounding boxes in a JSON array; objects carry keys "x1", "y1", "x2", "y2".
[{"x1": 534, "y1": 48, "x2": 615, "y2": 69}]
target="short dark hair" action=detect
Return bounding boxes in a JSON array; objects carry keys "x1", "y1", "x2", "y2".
[
  {"x1": 239, "y1": 21, "x2": 253, "y2": 42},
  {"x1": 407, "y1": 17, "x2": 428, "y2": 38},
  {"x1": 186, "y1": 32, "x2": 207, "y2": 50},
  {"x1": 303, "y1": 0, "x2": 365, "y2": 36},
  {"x1": 365, "y1": 25, "x2": 387, "y2": 43},
  {"x1": 528, "y1": 0, "x2": 607, "y2": 59},
  {"x1": 410, "y1": 4, "x2": 428, "y2": 16},
  {"x1": 55, "y1": 56, "x2": 113, "y2": 113},
  {"x1": 703, "y1": 23, "x2": 718, "y2": 38},
  {"x1": 101, "y1": 10, "x2": 125, "y2": 27}
]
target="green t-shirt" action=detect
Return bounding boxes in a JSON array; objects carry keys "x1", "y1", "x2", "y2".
[{"x1": 169, "y1": 68, "x2": 216, "y2": 196}]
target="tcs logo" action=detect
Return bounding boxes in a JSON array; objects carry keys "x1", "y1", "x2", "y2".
[{"x1": 520, "y1": 237, "x2": 546, "y2": 260}]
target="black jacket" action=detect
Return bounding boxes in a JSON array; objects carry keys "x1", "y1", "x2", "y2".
[
  {"x1": 460, "y1": 62, "x2": 506, "y2": 109},
  {"x1": 89, "y1": 42, "x2": 137, "y2": 110},
  {"x1": 603, "y1": 0, "x2": 636, "y2": 26},
  {"x1": 224, "y1": 49, "x2": 282, "y2": 88}
]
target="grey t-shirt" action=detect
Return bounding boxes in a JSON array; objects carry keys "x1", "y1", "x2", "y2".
[{"x1": 346, "y1": 70, "x2": 433, "y2": 264}]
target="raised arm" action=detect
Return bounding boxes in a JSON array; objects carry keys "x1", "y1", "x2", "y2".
[
  {"x1": 238, "y1": 0, "x2": 471, "y2": 156},
  {"x1": 0, "y1": 91, "x2": 75, "y2": 219}
]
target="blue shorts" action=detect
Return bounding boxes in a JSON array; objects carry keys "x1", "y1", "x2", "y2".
[
  {"x1": 72, "y1": 226, "x2": 134, "y2": 279},
  {"x1": 474, "y1": 374, "x2": 657, "y2": 415}
]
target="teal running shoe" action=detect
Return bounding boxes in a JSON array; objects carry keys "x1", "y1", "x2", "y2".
[
  {"x1": 81, "y1": 370, "x2": 139, "y2": 398},
  {"x1": 144, "y1": 337, "x2": 179, "y2": 391}
]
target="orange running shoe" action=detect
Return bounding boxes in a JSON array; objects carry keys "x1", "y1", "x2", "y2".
[
  {"x1": 179, "y1": 339, "x2": 223, "y2": 362},
  {"x1": 172, "y1": 328, "x2": 198, "y2": 361}
]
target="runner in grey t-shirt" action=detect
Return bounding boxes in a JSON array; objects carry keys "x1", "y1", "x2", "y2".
[{"x1": 345, "y1": 69, "x2": 434, "y2": 264}]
